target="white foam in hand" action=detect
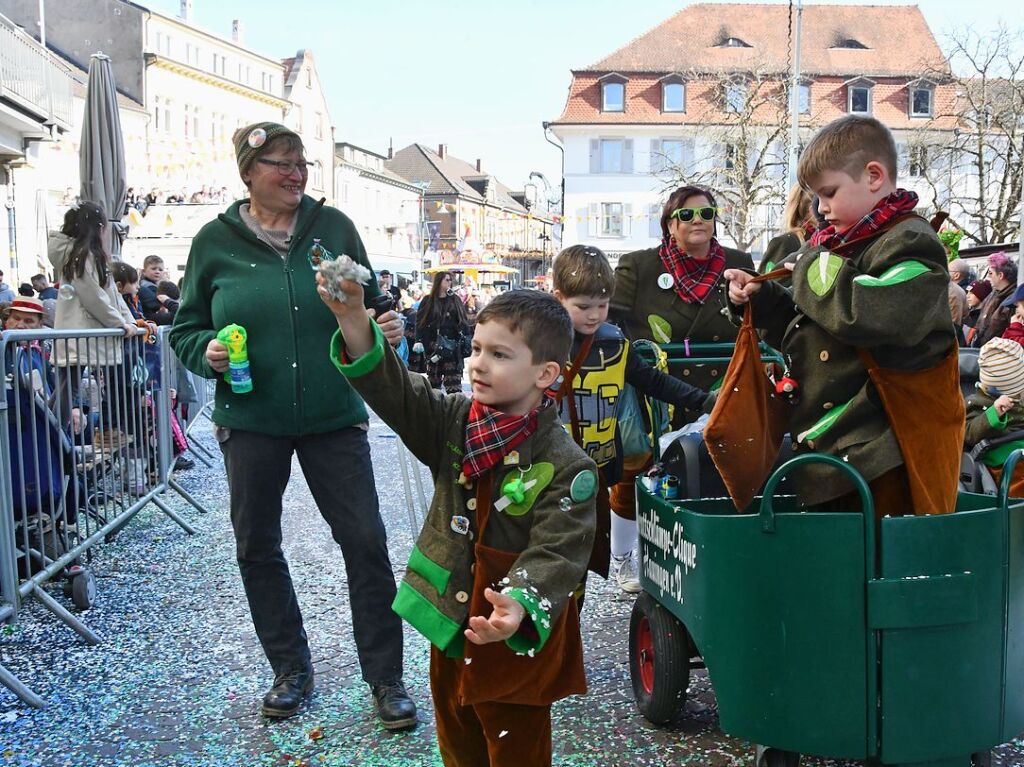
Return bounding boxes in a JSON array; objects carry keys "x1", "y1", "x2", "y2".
[{"x1": 318, "y1": 256, "x2": 371, "y2": 303}]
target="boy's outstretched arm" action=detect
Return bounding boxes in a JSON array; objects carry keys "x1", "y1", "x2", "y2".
[{"x1": 625, "y1": 343, "x2": 713, "y2": 412}]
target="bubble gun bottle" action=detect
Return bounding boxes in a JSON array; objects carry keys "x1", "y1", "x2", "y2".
[{"x1": 217, "y1": 324, "x2": 253, "y2": 394}]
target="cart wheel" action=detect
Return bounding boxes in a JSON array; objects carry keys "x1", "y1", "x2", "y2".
[
  {"x1": 629, "y1": 591, "x2": 690, "y2": 724},
  {"x1": 71, "y1": 568, "x2": 97, "y2": 610},
  {"x1": 756, "y1": 746, "x2": 801, "y2": 767},
  {"x1": 971, "y1": 750, "x2": 993, "y2": 767}
]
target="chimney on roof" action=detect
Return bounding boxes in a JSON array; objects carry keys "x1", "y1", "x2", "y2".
[
  {"x1": 232, "y1": 19, "x2": 244, "y2": 44},
  {"x1": 180, "y1": 0, "x2": 194, "y2": 23},
  {"x1": 388, "y1": 137, "x2": 393, "y2": 160},
  {"x1": 438, "y1": 144, "x2": 447, "y2": 160},
  {"x1": 475, "y1": 159, "x2": 482, "y2": 172}
]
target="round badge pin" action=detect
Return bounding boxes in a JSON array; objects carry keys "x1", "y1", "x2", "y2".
[
  {"x1": 247, "y1": 128, "x2": 267, "y2": 148},
  {"x1": 657, "y1": 273, "x2": 674, "y2": 290}
]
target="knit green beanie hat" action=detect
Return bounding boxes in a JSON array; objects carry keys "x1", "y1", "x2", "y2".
[{"x1": 232, "y1": 122, "x2": 302, "y2": 179}]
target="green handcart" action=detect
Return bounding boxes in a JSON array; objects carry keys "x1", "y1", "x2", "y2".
[{"x1": 630, "y1": 450, "x2": 1024, "y2": 766}]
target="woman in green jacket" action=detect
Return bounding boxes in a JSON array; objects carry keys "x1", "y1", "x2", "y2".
[{"x1": 169, "y1": 122, "x2": 416, "y2": 727}]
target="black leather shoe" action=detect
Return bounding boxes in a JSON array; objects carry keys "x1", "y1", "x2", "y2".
[
  {"x1": 173, "y1": 455, "x2": 195, "y2": 471},
  {"x1": 369, "y1": 679, "x2": 418, "y2": 730},
  {"x1": 262, "y1": 666, "x2": 314, "y2": 719}
]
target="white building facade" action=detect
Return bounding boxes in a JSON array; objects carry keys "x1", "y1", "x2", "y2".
[{"x1": 335, "y1": 143, "x2": 422, "y2": 280}]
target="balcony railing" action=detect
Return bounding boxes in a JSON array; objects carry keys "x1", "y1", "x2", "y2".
[{"x1": 0, "y1": 13, "x2": 74, "y2": 129}]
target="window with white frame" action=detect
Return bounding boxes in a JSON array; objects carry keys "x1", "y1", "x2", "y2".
[
  {"x1": 661, "y1": 139, "x2": 685, "y2": 170},
  {"x1": 799, "y1": 83, "x2": 811, "y2": 114},
  {"x1": 725, "y1": 81, "x2": 746, "y2": 113},
  {"x1": 163, "y1": 99, "x2": 172, "y2": 133},
  {"x1": 663, "y1": 82, "x2": 685, "y2": 113},
  {"x1": 183, "y1": 103, "x2": 191, "y2": 137},
  {"x1": 153, "y1": 96, "x2": 161, "y2": 132},
  {"x1": 601, "y1": 203, "x2": 623, "y2": 236},
  {"x1": 600, "y1": 139, "x2": 624, "y2": 173},
  {"x1": 602, "y1": 82, "x2": 625, "y2": 112},
  {"x1": 911, "y1": 85, "x2": 933, "y2": 118},
  {"x1": 849, "y1": 85, "x2": 871, "y2": 114},
  {"x1": 315, "y1": 112, "x2": 323, "y2": 139},
  {"x1": 313, "y1": 161, "x2": 324, "y2": 190}
]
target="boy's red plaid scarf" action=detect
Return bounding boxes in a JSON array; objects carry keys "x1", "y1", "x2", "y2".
[
  {"x1": 811, "y1": 189, "x2": 918, "y2": 251},
  {"x1": 462, "y1": 397, "x2": 550, "y2": 479},
  {"x1": 658, "y1": 236, "x2": 727, "y2": 304}
]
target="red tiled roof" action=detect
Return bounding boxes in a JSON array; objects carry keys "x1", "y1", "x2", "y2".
[
  {"x1": 552, "y1": 3, "x2": 956, "y2": 129},
  {"x1": 586, "y1": 3, "x2": 948, "y2": 76}
]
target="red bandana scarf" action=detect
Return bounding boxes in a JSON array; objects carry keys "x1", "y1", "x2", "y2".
[
  {"x1": 462, "y1": 398, "x2": 549, "y2": 479},
  {"x1": 658, "y1": 236, "x2": 727, "y2": 304},
  {"x1": 811, "y1": 189, "x2": 918, "y2": 251}
]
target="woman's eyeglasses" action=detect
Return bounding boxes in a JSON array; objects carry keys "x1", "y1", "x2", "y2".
[
  {"x1": 257, "y1": 158, "x2": 314, "y2": 176},
  {"x1": 669, "y1": 206, "x2": 718, "y2": 223}
]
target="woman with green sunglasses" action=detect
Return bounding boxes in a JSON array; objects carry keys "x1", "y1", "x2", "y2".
[{"x1": 606, "y1": 184, "x2": 753, "y2": 556}]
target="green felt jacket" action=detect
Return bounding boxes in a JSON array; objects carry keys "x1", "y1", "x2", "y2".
[
  {"x1": 331, "y1": 322, "x2": 596, "y2": 659},
  {"x1": 749, "y1": 216, "x2": 954, "y2": 504},
  {"x1": 169, "y1": 195, "x2": 383, "y2": 436}
]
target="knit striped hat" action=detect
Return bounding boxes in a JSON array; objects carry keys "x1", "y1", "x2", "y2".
[
  {"x1": 978, "y1": 337, "x2": 1024, "y2": 399},
  {"x1": 232, "y1": 122, "x2": 302, "y2": 178}
]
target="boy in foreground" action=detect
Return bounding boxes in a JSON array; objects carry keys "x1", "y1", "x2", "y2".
[
  {"x1": 726, "y1": 115, "x2": 961, "y2": 516},
  {"x1": 319, "y1": 274, "x2": 596, "y2": 767}
]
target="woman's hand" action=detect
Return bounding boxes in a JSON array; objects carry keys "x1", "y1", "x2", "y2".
[
  {"x1": 994, "y1": 394, "x2": 1015, "y2": 416},
  {"x1": 464, "y1": 588, "x2": 526, "y2": 645},
  {"x1": 206, "y1": 338, "x2": 229, "y2": 373},
  {"x1": 724, "y1": 269, "x2": 761, "y2": 305}
]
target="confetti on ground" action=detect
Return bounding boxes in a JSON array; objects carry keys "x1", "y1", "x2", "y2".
[{"x1": 0, "y1": 415, "x2": 1022, "y2": 767}]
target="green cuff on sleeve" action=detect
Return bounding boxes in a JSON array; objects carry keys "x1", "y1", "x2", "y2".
[
  {"x1": 986, "y1": 406, "x2": 1009, "y2": 430},
  {"x1": 329, "y1": 320, "x2": 386, "y2": 378},
  {"x1": 504, "y1": 587, "x2": 554, "y2": 655}
]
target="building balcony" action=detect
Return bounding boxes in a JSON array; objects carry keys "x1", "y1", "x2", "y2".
[{"x1": 0, "y1": 12, "x2": 74, "y2": 132}]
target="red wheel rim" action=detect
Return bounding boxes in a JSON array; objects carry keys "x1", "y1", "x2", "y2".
[{"x1": 637, "y1": 615, "x2": 655, "y2": 694}]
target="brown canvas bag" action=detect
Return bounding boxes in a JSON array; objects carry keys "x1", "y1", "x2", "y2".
[{"x1": 703, "y1": 268, "x2": 792, "y2": 511}]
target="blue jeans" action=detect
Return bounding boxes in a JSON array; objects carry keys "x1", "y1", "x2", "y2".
[{"x1": 218, "y1": 426, "x2": 403, "y2": 682}]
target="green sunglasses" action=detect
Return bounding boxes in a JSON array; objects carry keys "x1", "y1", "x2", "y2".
[{"x1": 670, "y1": 206, "x2": 718, "y2": 223}]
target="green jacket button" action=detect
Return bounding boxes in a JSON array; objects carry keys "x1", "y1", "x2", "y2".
[
  {"x1": 455, "y1": 591, "x2": 469, "y2": 603},
  {"x1": 823, "y1": 402, "x2": 834, "y2": 409},
  {"x1": 819, "y1": 350, "x2": 829, "y2": 362},
  {"x1": 467, "y1": 498, "x2": 477, "y2": 511}
]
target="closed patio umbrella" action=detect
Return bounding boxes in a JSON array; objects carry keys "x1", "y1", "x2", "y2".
[{"x1": 80, "y1": 52, "x2": 126, "y2": 257}]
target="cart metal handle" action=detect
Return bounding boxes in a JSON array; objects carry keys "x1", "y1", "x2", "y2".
[{"x1": 759, "y1": 453, "x2": 874, "y2": 534}]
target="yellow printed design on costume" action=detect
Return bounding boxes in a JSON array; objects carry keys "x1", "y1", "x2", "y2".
[{"x1": 567, "y1": 335, "x2": 630, "y2": 467}]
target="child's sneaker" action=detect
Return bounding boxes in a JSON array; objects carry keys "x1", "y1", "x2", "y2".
[{"x1": 613, "y1": 550, "x2": 641, "y2": 594}]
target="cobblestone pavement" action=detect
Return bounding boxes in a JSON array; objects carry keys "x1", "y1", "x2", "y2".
[{"x1": 2, "y1": 411, "x2": 1023, "y2": 766}]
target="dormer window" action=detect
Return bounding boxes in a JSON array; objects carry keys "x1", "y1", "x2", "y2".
[
  {"x1": 660, "y1": 75, "x2": 686, "y2": 113},
  {"x1": 908, "y1": 78, "x2": 935, "y2": 118},
  {"x1": 831, "y1": 37, "x2": 869, "y2": 49},
  {"x1": 720, "y1": 37, "x2": 751, "y2": 48},
  {"x1": 599, "y1": 74, "x2": 628, "y2": 112},
  {"x1": 845, "y1": 77, "x2": 874, "y2": 115}
]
